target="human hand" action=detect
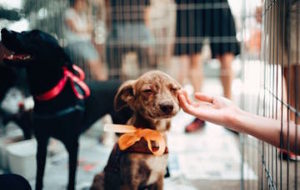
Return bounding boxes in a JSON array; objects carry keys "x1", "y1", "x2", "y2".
[{"x1": 178, "y1": 90, "x2": 242, "y2": 129}]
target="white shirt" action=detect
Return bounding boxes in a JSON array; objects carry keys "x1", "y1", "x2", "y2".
[{"x1": 63, "y1": 8, "x2": 91, "y2": 43}]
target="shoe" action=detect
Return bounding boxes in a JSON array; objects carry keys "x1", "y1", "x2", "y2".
[
  {"x1": 185, "y1": 118, "x2": 205, "y2": 133},
  {"x1": 279, "y1": 149, "x2": 300, "y2": 161}
]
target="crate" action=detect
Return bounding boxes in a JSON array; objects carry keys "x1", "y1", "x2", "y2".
[{"x1": 6, "y1": 139, "x2": 37, "y2": 179}]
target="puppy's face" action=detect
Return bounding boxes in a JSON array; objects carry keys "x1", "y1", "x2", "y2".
[{"x1": 115, "y1": 71, "x2": 181, "y2": 121}]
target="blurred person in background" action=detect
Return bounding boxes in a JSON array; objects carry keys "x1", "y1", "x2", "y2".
[
  {"x1": 245, "y1": 5, "x2": 262, "y2": 55},
  {"x1": 105, "y1": 0, "x2": 155, "y2": 79},
  {"x1": 255, "y1": 1, "x2": 299, "y2": 124},
  {"x1": 174, "y1": 0, "x2": 240, "y2": 133},
  {"x1": 281, "y1": 1, "x2": 300, "y2": 124},
  {"x1": 273, "y1": 0, "x2": 299, "y2": 160},
  {"x1": 64, "y1": 0, "x2": 106, "y2": 80}
]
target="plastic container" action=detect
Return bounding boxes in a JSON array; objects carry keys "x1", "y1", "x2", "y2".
[
  {"x1": 0, "y1": 133, "x2": 23, "y2": 169},
  {"x1": 7, "y1": 139, "x2": 37, "y2": 179}
]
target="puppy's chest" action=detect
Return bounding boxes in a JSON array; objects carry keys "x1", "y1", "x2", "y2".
[{"x1": 126, "y1": 153, "x2": 168, "y2": 185}]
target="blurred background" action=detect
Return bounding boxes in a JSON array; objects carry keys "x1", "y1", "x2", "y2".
[{"x1": 0, "y1": 0, "x2": 299, "y2": 189}]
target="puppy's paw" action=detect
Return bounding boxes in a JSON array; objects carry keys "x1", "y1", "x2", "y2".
[{"x1": 91, "y1": 172, "x2": 105, "y2": 190}]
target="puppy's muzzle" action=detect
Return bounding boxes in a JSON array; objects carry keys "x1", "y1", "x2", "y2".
[{"x1": 159, "y1": 102, "x2": 174, "y2": 115}]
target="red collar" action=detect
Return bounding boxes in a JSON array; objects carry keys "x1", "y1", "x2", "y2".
[{"x1": 35, "y1": 65, "x2": 90, "y2": 101}]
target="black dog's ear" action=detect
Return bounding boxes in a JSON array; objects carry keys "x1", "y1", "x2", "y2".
[
  {"x1": 58, "y1": 47, "x2": 73, "y2": 69},
  {"x1": 114, "y1": 80, "x2": 136, "y2": 111},
  {"x1": 0, "y1": 65, "x2": 17, "y2": 101}
]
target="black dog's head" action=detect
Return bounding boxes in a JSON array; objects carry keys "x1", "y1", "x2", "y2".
[{"x1": 1, "y1": 28, "x2": 71, "y2": 68}]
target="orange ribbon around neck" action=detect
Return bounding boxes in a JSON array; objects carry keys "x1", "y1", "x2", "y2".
[{"x1": 104, "y1": 124, "x2": 166, "y2": 156}]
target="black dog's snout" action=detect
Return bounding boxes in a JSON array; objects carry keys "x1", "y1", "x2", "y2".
[
  {"x1": 159, "y1": 103, "x2": 174, "y2": 114},
  {"x1": 1, "y1": 28, "x2": 11, "y2": 37},
  {"x1": 1, "y1": 28, "x2": 16, "y2": 43}
]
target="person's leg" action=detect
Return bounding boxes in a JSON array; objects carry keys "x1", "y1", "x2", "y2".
[
  {"x1": 281, "y1": 65, "x2": 300, "y2": 160},
  {"x1": 217, "y1": 53, "x2": 234, "y2": 99},
  {"x1": 140, "y1": 47, "x2": 155, "y2": 70},
  {"x1": 87, "y1": 60, "x2": 106, "y2": 81},
  {"x1": 295, "y1": 65, "x2": 300, "y2": 124},
  {"x1": 189, "y1": 53, "x2": 203, "y2": 93},
  {"x1": 185, "y1": 53, "x2": 205, "y2": 133},
  {"x1": 284, "y1": 65, "x2": 300, "y2": 123},
  {"x1": 177, "y1": 55, "x2": 190, "y2": 86},
  {"x1": 84, "y1": 42, "x2": 106, "y2": 81},
  {"x1": 106, "y1": 44, "x2": 122, "y2": 80}
]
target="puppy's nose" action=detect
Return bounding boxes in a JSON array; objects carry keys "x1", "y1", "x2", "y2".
[{"x1": 159, "y1": 103, "x2": 174, "y2": 114}]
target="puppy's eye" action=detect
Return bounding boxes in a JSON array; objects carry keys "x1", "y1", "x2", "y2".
[{"x1": 170, "y1": 87, "x2": 179, "y2": 93}]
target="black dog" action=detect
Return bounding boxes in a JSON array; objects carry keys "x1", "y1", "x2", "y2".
[
  {"x1": 1, "y1": 28, "x2": 131, "y2": 190},
  {"x1": 0, "y1": 63, "x2": 32, "y2": 140}
]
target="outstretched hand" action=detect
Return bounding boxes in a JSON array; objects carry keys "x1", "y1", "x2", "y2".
[
  {"x1": 178, "y1": 90, "x2": 241, "y2": 129},
  {"x1": 178, "y1": 90, "x2": 300, "y2": 154}
]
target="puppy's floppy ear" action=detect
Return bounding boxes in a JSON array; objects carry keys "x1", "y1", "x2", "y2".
[{"x1": 114, "y1": 80, "x2": 136, "y2": 111}]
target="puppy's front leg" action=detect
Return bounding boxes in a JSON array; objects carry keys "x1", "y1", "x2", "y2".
[
  {"x1": 120, "y1": 184, "x2": 138, "y2": 190},
  {"x1": 149, "y1": 174, "x2": 164, "y2": 190}
]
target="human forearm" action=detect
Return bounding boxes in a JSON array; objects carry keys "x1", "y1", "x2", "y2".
[
  {"x1": 233, "y1": 111, "x2": 281, "y2": 146},
  {"x1": 232, "y1": 110, "x2": 300, "y2": 154}
]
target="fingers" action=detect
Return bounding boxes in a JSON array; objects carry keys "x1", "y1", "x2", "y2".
[
  {"x1": 178, "y1": 93, "x2": 199, "y2": 114},
  {"x1": 178, "y1": 93, "x2": 191, "y2": 112},
  {"x1": 178, "y1": 89, "x2": 192, "y2": 104},
  {"x1": 179, "y1": 93, "x2": 212, "y2": 120},
  {"x1": 179, "y1": 93, "x2": 203, "y2": 113},
  {"x1": 178, "y1": 90, "x2": 212, "y2": 108},
  {"x1": 194, "y1": 92, "x2": 214, "y2": 103}
]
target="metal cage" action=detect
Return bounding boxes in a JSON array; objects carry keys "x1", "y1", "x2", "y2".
[
  {"x1": 242, "y1": 0, "x2": 299, "y2": 190},
  {"x1": 0, "y1": 0, "x2": 299, "y2": 189}
]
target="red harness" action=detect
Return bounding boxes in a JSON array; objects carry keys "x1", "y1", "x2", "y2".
[{"x1": 35, "y1": 65, "x2": 90, "y2": 101}]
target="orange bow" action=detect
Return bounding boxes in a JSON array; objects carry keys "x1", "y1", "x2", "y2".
[{"x1": 104, "y1": 124, "x2": 166, "y2": 156}]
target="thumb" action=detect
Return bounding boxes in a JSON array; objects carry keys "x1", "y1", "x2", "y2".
[{"x1": 194, "y1": 93, "x2": 214, "y2": 103}]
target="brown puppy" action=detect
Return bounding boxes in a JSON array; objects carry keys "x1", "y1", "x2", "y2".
[{"x1": 91, "y1": 70, "x2": 181, "y2": 190}]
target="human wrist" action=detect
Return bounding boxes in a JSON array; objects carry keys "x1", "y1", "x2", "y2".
[{"x1": 225, "y1": 106, "x2": 246, "y2": 132}]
